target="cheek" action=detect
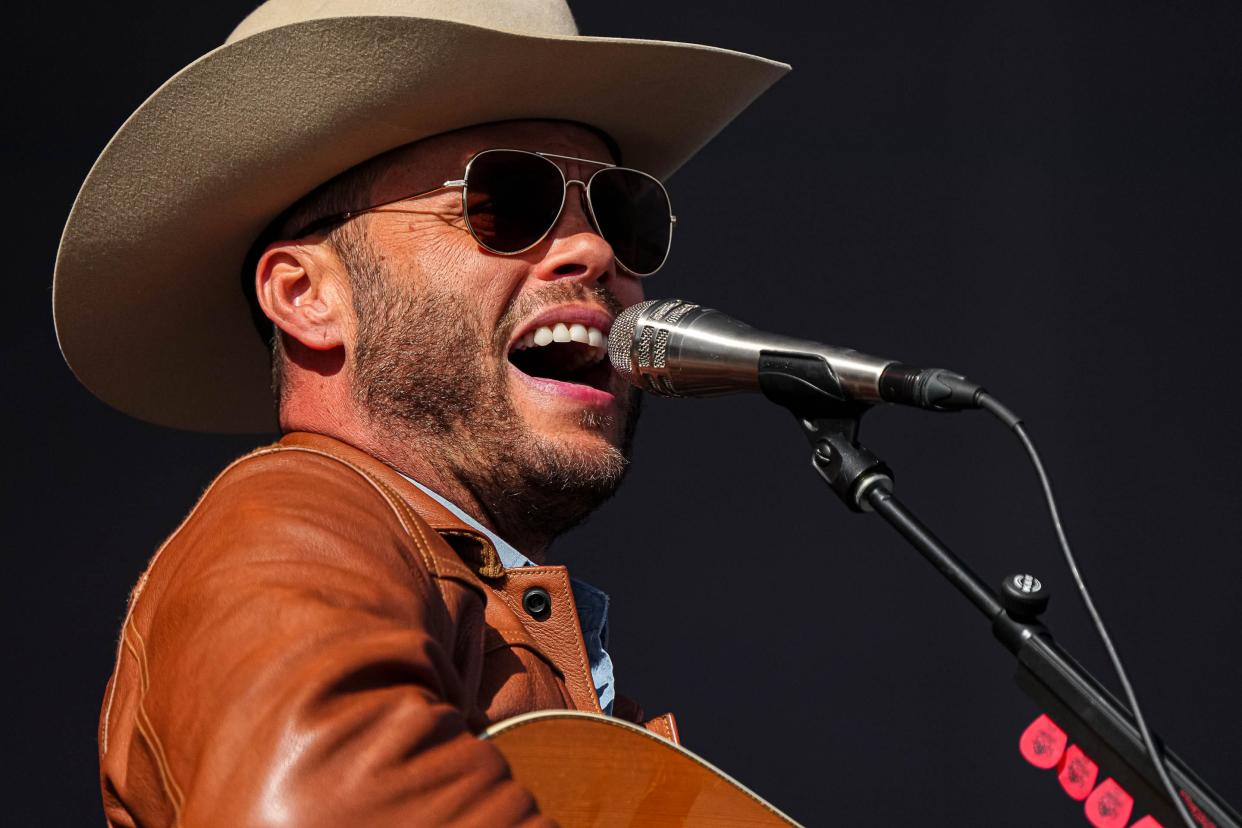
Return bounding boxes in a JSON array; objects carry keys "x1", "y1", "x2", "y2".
[
  {"x1": 389, "y1": 223, "x2": 506, "y2": 302},
  {"x1": 477, "y1": 262, "x2": 530, "y2": 320}
]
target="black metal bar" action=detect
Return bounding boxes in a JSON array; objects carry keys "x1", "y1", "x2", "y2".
[
  {"x1": 865, "y1": 485, "x2": 1004, "y2": 620},
  {"x1": 792, "y1": 405, "x2": 1238, "y2": 825},
  {"x1": 861, "y1": 482, "x2": 1240, "y2": 828}
]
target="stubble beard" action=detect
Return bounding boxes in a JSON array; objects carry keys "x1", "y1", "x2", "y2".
[{"x1": 344, "y1": 232, "x2": 641, "y2": 546}]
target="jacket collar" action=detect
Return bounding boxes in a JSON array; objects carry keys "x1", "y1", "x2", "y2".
[
  {"x1": 275, "y1": 431, "x2": 607, "y2": 712},
  {"x1": 277, "y1": 431, "x2": 506, "y2": 578}
]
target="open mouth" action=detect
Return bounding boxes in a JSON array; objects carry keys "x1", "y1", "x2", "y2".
[{"x1": 507, "y1": 321, "x2": 614, "y2": 395}]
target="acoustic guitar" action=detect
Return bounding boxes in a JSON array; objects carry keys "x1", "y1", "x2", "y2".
[{"x1": 485, "y1": 710, "x2": 802, "y2": 826}]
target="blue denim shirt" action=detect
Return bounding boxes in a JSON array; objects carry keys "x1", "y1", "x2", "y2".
[{"x1": 402, "y1": 476, "x2": 615, "y2": 714}]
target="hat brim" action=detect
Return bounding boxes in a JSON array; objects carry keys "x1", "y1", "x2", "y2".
[{"x1": 53, "y1": 16, "x2": 788, "y2": 432}]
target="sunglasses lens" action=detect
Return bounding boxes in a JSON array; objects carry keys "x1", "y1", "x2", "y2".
[
  {"x1": 464, "y1": 151, "x2": 564, "y2": 253},
  {"x1": 588, "y1": 167, "x2": 672, "y2": 276}
]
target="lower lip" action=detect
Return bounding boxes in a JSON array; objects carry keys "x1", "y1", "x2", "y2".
[{"x1": 508, "y1": 364, "x2": 617, "y2": 407}]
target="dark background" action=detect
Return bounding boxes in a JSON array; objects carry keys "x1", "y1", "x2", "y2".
[{"x1": 8, "y1": 1, "x2": 1241, "y2": 824}]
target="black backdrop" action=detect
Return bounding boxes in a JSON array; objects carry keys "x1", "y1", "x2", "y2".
[{"x1": 9, "y1": 1, "x2": 1242, "y2": 824}]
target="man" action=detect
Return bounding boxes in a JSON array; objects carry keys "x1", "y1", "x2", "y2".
[{"x1": 54, "y1": 0, "x2": 787, "y2": 824}]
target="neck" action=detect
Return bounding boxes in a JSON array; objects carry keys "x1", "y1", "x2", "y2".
[
  {"x1": 281, "y1": 404, "x2": 553, "y2": 562},
  {"x1": 371, "y1": 431, "x2": 555, "y2": 563}
]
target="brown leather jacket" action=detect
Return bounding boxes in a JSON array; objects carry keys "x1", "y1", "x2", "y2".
[{"x1": 99, "y1": 432, "x2": 677, "y2": 827}]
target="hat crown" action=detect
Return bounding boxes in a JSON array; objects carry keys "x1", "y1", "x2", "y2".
[{"x1": 227, "y1": 0, "x2": 580, "y2": 44}]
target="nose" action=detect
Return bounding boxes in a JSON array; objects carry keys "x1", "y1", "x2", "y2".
[{"x1": 529, "y1": 180, "x2": 616, "y2": 286}]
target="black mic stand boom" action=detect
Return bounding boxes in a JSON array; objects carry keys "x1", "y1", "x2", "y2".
[{"x1": 789, "y1": 401, "x2": 1239, "y2": 828}]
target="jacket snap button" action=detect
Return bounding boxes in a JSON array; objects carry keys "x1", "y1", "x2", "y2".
[{"x1": 522, "y1": 587, "x2": 551, "y2": 620}]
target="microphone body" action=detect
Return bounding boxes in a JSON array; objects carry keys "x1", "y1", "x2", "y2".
[{"x1": 608, "y1": 299, "x2": 981, "y2": 412}]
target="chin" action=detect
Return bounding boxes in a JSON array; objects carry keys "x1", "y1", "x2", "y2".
[{"x1": 534, "y1": 415, "x2": 625, "y2": 456}]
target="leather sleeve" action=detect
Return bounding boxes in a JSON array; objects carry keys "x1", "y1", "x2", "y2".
[{"x1": 106, "y1": 450, "x2": 553, "y2": 827}]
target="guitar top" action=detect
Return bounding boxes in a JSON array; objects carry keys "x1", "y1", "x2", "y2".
[{"x1": 485, "y1": 710, "x2": 802, "y2": 827}]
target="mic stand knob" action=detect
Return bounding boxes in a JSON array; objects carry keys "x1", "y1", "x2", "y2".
[{"x1": 1000, "y1": 573, "x2": 1051, "y2": 621}]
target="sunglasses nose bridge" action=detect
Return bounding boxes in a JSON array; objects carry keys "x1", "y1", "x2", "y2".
[
  {"x1": 558, "y1": 178, "x2": 598, "y2": 233},
  {"x1": 564, "y1": 177, "x2": 588, "y2": 211}
]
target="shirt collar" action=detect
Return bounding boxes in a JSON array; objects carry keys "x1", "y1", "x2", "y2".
[{"x1": 401, "y1": 475, "x2": 535, "y2": 570}]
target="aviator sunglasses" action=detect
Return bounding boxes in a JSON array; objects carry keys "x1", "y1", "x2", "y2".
[{"x1": 293, "y1": 148, "x2": 677, "y2": 277}]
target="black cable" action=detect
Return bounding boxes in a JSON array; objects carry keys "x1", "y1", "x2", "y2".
[{"x1": 976, "y1": 392, "x2": 1195, "y2": 828}]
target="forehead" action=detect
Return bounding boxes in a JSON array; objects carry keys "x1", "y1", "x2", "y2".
[{"x1": 368, "y1": 120, "x2": 615, "y2": 201}]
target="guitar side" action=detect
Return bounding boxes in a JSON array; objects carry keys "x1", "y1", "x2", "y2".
[{"x1": 484, "y1": 710, "x2": 803, "y2": 827}]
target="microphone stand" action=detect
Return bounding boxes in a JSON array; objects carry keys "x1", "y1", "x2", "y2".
[{"x1": 794, "y1": 405, "x2": 1240, "y2": 828}]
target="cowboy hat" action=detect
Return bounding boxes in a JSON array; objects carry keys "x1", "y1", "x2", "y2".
[{"x1": 53, "y1": 0, "x2": 789, "y2": 432}]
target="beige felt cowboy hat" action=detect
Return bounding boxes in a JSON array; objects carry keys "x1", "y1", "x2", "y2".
[{"x1": 53, "y1": 0, "x2": 789, "y2": 433}]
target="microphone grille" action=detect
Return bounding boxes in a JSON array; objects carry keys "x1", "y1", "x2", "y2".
[
  {"x1": 609, "y1": 299, "x2": 702, "y2": 395},
  {"x1": 607, "y1": 300, "x2": 659, "y2": 378}
]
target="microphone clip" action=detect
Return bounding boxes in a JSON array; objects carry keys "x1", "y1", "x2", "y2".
[
  {"x1": 798, "y1": 407, "x2": 894, "y2": 513},
  {"x1": 758, "y1": 351, "x2": 851, "y2": 415}
]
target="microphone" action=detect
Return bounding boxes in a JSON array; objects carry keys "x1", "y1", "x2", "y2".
[{"x1": 607, "y1": 298, "x2": 983, "y2": 413}]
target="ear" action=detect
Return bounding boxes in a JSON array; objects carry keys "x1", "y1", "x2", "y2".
[{"x1": 254, "y1": 241, "x2": 350, "y2": 351}]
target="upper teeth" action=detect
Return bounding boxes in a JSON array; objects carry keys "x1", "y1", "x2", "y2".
[{"x1": 515, "y1": 323, "x2": 607, "y2": 352}]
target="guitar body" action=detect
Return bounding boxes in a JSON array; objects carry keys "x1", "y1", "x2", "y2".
[{"x1": 484, "y1": 710, "x2": 801, "y2": 827}]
